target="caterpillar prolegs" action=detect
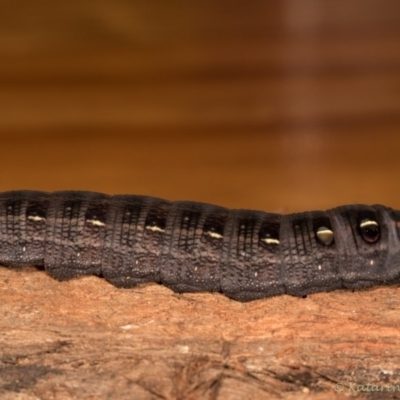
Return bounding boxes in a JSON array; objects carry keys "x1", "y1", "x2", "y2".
[{"x1": 1, "y1": 190, "x2": 400, "y2": 301}]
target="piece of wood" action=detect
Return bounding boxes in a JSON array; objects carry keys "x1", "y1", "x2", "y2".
[{"x1": 1, "y1": 266, "x2": 400, "y2": 399}]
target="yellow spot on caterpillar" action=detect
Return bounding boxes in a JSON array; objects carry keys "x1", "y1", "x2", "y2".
[
  {"x1": 316, "y1": 228, "x2": 334, "y2": 246},
  {"x1": 194, "y1": 266, "x2": 198, "y2": 271},
  {"x1": 145, "y1": 225, "x2": 165, "y2": 233},
  {"x1": 370, "y1": 259, "x2": 374, "y2": 266},
  {"x1": 205, "y1": 231, "x2": 223, "y2": 239},
  {"x1": 360, "y1": 220, "x2": 378, "y2": 229},
  {"x1": 22, "y1": 246, "x2": 26, "y2": 252},
  {"x1": 28, "y1": 215, "x2": 46, "y2": 222},
  {"x1": 318, "y1": 265, "x2": 322, "y2": 270},
  {"x1": 254, "y1": 272, "x2": 258, "y2": 277},
  {"x1": 262, "y1": 238, "x2": 280, "y2": 245},
  {"x1": 87, "y1": 219, "x2": 105, "y2": 227}
]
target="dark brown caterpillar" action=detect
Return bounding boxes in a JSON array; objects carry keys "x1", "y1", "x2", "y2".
[{"x1": 1, "y1": 190, "x2": 400, "y2": 301}]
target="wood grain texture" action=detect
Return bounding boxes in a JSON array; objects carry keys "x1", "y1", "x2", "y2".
[{"x1": 1, "y1": 0, "x2": 400, "y2": 399}]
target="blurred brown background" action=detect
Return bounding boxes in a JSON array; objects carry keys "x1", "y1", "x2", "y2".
[{"x1": 1, "y1": 1, "x2": 400, "y2": 213}]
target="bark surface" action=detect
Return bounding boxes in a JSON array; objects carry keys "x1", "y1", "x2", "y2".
[{"x1": 1, "y1": 266, "x2": 400, "y2": 399}]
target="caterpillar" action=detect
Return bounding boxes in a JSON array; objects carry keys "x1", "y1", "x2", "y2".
[{"x1": 0, "y1": 190, "x2": 399, "y2": 301}]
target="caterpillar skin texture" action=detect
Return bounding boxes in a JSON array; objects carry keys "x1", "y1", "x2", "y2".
[{"x1": 1, "y1": 190, "x2": 400, "y2": 301}]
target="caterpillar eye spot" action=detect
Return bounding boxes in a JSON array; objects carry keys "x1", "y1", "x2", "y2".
[
  {"x1": 259, "y1": 225, "x2": 280, "y2": 246},
  {"x1": 316, "y1": 226, "x2": 334, "y2": 246},
  {"x1": 203, "y1": 218, "x2": 225, "y2": 240},
  {"x1": 145, "y1": 213, "x2": 166, "y2": 232},
  {"x1": 359, "y1": 219, "x2": 380, "y2": 244},
  {"x1": 26, "y1": 204, "x2": 47, "y2": 222}
]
